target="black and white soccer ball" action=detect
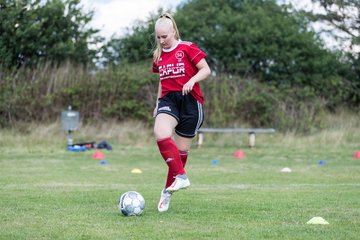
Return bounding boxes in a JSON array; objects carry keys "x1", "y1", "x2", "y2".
[{"x1": 118, "y1": 191, "x2": 145, "y2": 216}]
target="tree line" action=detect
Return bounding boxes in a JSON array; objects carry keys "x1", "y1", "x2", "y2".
[{"x1": 0, "y1": 0, "x2": 359, "y2": 131}]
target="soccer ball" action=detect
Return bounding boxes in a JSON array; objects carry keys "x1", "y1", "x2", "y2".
[{"x1": 118, "y1": 191, "x2": 145, "y2": 216}]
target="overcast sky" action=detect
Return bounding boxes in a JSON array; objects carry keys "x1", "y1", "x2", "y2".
[{"x1": 81, "y1": 0, "x2": 185, "y2": 39}]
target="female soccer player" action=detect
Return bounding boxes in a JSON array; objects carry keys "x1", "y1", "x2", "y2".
[{"x1": 152, "y1": 12, "x2": 211, "y2": 212}]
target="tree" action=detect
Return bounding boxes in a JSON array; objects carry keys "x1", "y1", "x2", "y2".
[
  {"x1": 301, "y1": 0, "x2": 360, "y2": 104},
  {"x1": 304, "y1": 0, "x2": 359, "y2": 52},
  {"x1": 175, "y1": 0, "x2": 338, "y2": 80},
  {"x1": 0, "y1": 0, "x2": 102, "y2": 67},
  {"x1": 101, "y1": 0, "x2": 350, "y2": 106}
]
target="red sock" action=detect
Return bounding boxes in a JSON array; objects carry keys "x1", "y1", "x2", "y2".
[
  {"x1": 157, "y1": 138, "x2": 185, "y2": 188},
  {"x1": 165, "y1": 150, "x2": 189, "y2": 188},
  {"x1": 179, "y1": 150, "x2": 188, "y2": 167}
]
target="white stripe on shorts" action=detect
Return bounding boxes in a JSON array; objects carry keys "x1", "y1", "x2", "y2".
[{"x1": 194, "y1": 101, "x2": 203, "y2": 135}]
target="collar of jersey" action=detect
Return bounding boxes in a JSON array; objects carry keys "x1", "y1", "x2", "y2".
[{"x1": 162, "y1": 40, "x2": 181, "y2": 53}]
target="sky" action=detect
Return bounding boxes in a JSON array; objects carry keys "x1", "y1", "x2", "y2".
[{"x1": 80, "y1": 0, "x2": 185, "y2": 39}]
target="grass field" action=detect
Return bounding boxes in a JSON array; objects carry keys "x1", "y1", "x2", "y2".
[{"x1": 0, "y1": 120, "x2": 360, "y2": 240}]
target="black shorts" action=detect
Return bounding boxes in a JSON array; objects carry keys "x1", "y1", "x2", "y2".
[{"x1": 156, "y1": 92, "x2": 204, "y2": 138}]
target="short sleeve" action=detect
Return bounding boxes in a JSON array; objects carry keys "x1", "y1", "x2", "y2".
[{"x1": 186, "y1": 43, "x2": 207, "y2": 65}]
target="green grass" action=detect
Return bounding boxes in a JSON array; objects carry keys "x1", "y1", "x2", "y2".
[{"x1": 0, "y1": 122, "x2": 360, "y2": 239}]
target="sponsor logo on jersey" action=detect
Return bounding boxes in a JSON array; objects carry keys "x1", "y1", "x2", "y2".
[
  {"x1": 158, "y1": 63, "x2": 185, "y2": 79},
  {"x1": 175, "y1": 51, "x2": 184, "y2": 62}
]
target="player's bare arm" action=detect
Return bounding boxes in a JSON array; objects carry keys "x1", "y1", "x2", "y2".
[{"x1": 182, "y1": 59, "x2": 211, "y2": 95}]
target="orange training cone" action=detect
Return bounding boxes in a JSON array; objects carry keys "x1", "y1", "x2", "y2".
[
  {"x1": 234, "y1": 150, "x2": 246, "y2": 158},
  {"x1": 93, "y1": 150, "x2": 105, "y2": 160},
  {"x1": 353, "y1": 151, "x2": 360, "y2": 158}
]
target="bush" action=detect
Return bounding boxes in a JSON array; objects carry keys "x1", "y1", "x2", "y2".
[
  {"x1": 0, "y1": 63, "x2": 335, "y2": 133},
  {"x1": 202, "y1": 75, "x2": 326, "y2": 133},
  {"x1": 0, "y1": 62, "x2": 159, "y2": 126}
]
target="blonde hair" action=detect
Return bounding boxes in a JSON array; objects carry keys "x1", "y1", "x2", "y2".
[{"x1": 153, "y1": 12, "x2": 180, "y2": 64}]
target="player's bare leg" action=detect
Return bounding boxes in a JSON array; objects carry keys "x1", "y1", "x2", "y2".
[{"x1": 154, "y1": 113, "x2": 177, "y2": 140}]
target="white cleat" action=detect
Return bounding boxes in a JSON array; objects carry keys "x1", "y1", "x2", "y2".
[
  {"x1": 166, "y1": 175, "x2": 190, "y2": 193},
  {"x1": 158, "y1": 189, "x2": 172, "y2": 212}
]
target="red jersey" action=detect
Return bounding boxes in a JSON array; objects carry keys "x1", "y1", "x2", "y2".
[{"x1": 152, "y1": 41, "x2": 207, "y2": 103}]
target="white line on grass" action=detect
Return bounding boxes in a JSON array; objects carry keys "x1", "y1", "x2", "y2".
[
  {"x1": 194, "y1": 183, "x2": 360, "y2": 190},
  {"x1": 1, "y1": 182, "x2": 359, "y2": 190}
]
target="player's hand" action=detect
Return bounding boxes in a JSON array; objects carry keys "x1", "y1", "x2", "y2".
[{"x1": 182, "y1": 79, "x2": 196, "y2": 95}]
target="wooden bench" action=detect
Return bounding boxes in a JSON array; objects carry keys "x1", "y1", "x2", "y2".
[{"x1": 196, "y1": 128, "x2": 276, "y2": 148}]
